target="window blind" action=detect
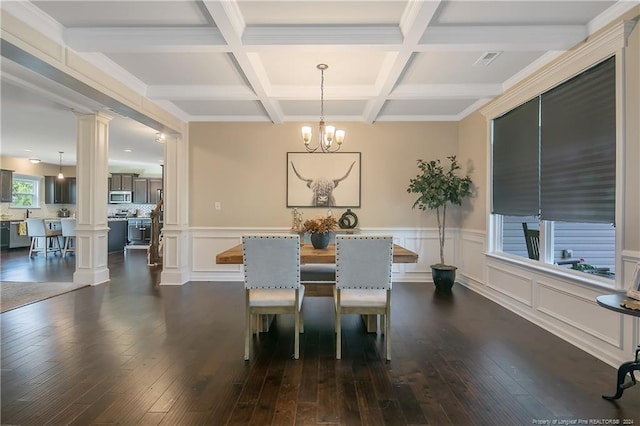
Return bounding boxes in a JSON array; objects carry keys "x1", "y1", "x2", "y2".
[
  {"x1": 540, "y1": 56, "x2": 616, "y2": 223},
  {"x1": 492, "y1": 97, "x2": 540, "y2": 216}
]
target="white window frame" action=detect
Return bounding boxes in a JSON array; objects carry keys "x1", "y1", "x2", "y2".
[
  {"x1": 481, "y1": 21, "x2": 635, "y2": 290},
  {"x1": 10, "y1": 174, "x2": 41, "y2": 209}
]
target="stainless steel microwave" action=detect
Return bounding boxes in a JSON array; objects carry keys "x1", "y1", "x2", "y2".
[{"x1": 109, "y1": 191, "x2": 132, "y2": 204}]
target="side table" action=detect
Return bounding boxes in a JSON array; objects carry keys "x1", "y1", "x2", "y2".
[{"x1": 596, "y1": 293, "x2": 640, "y2": 401}]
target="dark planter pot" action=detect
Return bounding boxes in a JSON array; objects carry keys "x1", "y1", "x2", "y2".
[
  {"x1": 310, "y1": 232, "x2": 331, "y2": 249},
  {"x1": 431, "y1": 264, "x2": 457, "y2": 292}
]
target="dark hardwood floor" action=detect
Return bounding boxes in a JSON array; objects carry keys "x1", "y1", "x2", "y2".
[{"x1": 1, "y1": 248, "x2": 638, "y2": 425}]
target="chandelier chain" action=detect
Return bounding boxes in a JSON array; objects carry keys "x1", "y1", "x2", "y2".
[{"x1": 320, "y1": 67, "x2": 325, "y2": 122}]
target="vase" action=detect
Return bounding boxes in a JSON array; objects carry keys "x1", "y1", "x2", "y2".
[{"x1": 310, "y1": 232, "x2": 331, "y2": 249}]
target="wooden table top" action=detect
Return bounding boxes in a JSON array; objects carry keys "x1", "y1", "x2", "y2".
[{"x1": 216, "y1": 243, "x2": 419, "y2": 265}]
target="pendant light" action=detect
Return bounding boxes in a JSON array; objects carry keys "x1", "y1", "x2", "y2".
[{"x1": 57, "y1": 151, "x2": 64, "y2": 180}]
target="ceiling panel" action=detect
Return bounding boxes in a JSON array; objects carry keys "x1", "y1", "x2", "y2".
[
  {"x1": 105, "y1": 52, "x2": 246, "y2": 86},
  {"x1": 1, "y1": 0, "x2": 633, "y2": 167}
]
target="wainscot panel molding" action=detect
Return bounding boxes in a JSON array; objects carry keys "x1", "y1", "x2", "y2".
[
  {"x1": 458, "y1": 229, "x2": 486, "y2": 286},
  {"x1": 536, "y1": 280, "x2": 622, "y2": 348},
  {"x1": 486, "y1": 265, "x2": 534, "y2": 307},
  {"x1": 186, "y1": 227, "x2": 434, "y2": 283},
  {"x1": 457, "y1": 245, "x2": 640, "y2": 369}
]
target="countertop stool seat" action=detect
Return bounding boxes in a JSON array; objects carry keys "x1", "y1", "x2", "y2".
[
  {"x1": 60, "y1": 218, "x2": 76, "y2": 257},
  {"x1": 26, "y1": 218, "x2": 62, "y2": 258}
]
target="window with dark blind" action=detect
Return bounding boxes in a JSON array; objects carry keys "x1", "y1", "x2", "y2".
[
  {"x1": 492, "y1": 56, "x2": 615, "y2": 224},
  {"x1": 492, "y1": 97, "x2": 540, "y2": 216},
  {"x1": 540, "y1": 56, "x2": 616, "y2": 223}
]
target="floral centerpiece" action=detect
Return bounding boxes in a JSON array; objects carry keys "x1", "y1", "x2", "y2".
[{"x1": 302, "y1": 216, "x2": 338, "y2": 249}]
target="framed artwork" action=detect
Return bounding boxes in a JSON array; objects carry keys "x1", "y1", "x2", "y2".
[
  {"x1": 628, "y1": 263, "x2": 640, "y2": 300},
  {"x1": 287, "y1": 152, "x2": 361, "y2": 208}
]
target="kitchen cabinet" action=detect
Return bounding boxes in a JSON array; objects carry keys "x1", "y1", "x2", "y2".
[
  {"x1": 128, "y1": 218, "x2": 151, "y2": 245},
  {"x1": 108, "y1": 219, "x2": 128, "y2": 252},
  {"x1": 148, "y1": 178, "x2": 163, "y2": 205},
  {"x1": 0, "y1": 221, "x2": 9, "y2": 250},
  {"x1": 132, "y1": 178, "x2": 163, "y2": 204},
  {"x1": 9, "y1": 222, "x2": 31, "y2": 248},
  {"x1": 1, "y1": 169, "x2": 13, "y2": 202},
  {"x1": 45, "y1": 176, "x2": 76, "y2": 204},
  {"x1": 133, "y1": 178, "x2": 148, "y2": 204},
  {"x1": 110, "y1": 173, "x2": 137, "y2": 191}
]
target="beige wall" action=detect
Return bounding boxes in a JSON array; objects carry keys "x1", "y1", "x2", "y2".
[
  {"x1": 0, "y1": 156, "x2": 75, "y2": 177},
  {"x1": 188, "y1": 121, "x2": 479, "y2": 228},
  {"x1": 457, "y1": 110, "x2": 487, "y2": 232}
]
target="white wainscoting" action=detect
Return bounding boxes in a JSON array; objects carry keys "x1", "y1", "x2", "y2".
[
  {"x1": 459, "y1": 229, "x2": 640, "y2": 368},
  {"x1": 187, "y1": 227, "x2": 441, "y2": 283}
]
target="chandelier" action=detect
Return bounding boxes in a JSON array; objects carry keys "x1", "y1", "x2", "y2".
[{"x1": 301, "y1": 64, "x2": 345, "y2": 153}]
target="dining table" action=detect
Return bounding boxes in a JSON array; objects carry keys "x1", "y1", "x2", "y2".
[
  {"x1": 216, "y1": 241, "x2": 419, "y2": 333},
  {"x1": 215, "y1": 242, "x2": 419, "y2": 265}
]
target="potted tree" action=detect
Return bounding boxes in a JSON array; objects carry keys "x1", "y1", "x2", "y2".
[{"x1": 407, "y1": 155, "x2": 472, "y2": 292}]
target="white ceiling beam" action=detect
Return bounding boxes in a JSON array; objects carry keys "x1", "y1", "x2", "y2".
[
  {"x1": 201, "y1": 0, "x2": 284, "y2": 123},
  {"x1": 419, "y1": 26, "x2": 588, "y2": 51},
  {"x1": 147, "y1": 85, "x2": 258, "y2": 101},
  {"x1": 390, "y1": 84, "x2": 503, "y2": 99},
  {"x1": 242, "y1": 25, "x2": 402, "y2": 45},
  {"x1": 363, "y1": 0, "x2": 441, "y2": 123},
  {"x1": 65, "y1": 27, "x2": 228, "y2": 53}
]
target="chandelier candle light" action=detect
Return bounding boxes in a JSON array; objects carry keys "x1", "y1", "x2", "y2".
[{"x1": 302, "y1": 64, "x2": 345, "y2": 153}]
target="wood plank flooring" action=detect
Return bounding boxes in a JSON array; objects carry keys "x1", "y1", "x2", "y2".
[{"x1": 1, "y1": 248, "x2": 639, "y2": 425}]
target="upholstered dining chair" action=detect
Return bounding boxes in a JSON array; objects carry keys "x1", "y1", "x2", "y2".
[
  {"x1": 334, "y1": 235, "x2": 393, "y2": 361},
  {"x1": 242, "y1": 235, "x2": 304, "y2": 360},
  {"x1": 60, "y1": 218, "x2": 76, "y2": 257},
  {"x1": 26, "y1": 218, "x2": 62, "y2": 258}
]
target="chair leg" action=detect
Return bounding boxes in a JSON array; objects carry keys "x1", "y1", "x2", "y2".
[
  {"x1": 386, "y1": 293, "x2": 391, "y2": 361},
  {"x1": 29, "y1": 237, "x2": 36, "y2": 258},
  {"x1": 63, "y1": 237, "x2": 70, "y2": 257},
  {"x1": 294, "y1": 309, "x2": 300, "y2": 360},
  {"x1": 336, "y1": 290, "x2": 342, "y2": 359},
  {"x1": 244, "y1": 293, "x2": 251, "y2": 361}
]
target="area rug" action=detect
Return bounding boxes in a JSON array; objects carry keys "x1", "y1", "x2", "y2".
[{"x1": 0, "y1": 281, "x2": 89, "y2": 313}]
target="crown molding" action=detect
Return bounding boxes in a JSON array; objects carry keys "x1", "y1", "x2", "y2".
[{"x1": 481, "y1": 20, "x2": 632, "y2": 119}]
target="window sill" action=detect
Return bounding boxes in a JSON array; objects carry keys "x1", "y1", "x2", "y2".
[{"x1": 486, "y1": 252, "x2": 618, "y2": 292}]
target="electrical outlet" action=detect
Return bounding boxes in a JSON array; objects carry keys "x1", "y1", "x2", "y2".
[{"x1": 215, "y1": 202, "x2": 221, "y2": 210}]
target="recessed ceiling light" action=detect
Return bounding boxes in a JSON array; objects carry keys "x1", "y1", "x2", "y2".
[
  {"x1": 124, "y1": 149, "x2": 132, "y2": 153},
  {"x1": 29, "y1": 158, "x2": 41, "y2": 164},
  {"x1": 24, "y1": 149, "x2": 32, "y2": 153}
]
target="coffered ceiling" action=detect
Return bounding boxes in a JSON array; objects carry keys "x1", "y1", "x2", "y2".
[{"x1": 0, "y1": 0, "x2": 636, "y2": 167}]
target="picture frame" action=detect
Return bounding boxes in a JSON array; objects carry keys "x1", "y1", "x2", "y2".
[
  {"x1": 627, "y1": 263, "x2": 640, "y2": 300},
  {"x1": 287, "y1": 152, "x2": 361, "y2": 208}
]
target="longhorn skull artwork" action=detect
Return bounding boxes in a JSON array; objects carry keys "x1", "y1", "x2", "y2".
[{"x1": 290, "y1": 161, "x2": 356, "y2": 207}]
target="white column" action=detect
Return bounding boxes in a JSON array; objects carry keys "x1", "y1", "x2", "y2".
[
  {"x1": 73, "y1": 112, "x2": 112, "y2": 286},
  {"x1": 160, "y1": 127, "x2": 190, "y2": 285}
]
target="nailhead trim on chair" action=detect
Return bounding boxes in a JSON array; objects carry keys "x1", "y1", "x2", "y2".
[
  {"x1": 335, "y1": 235, "x2": 393, "y2": 289},
  {"x1": 242, "y1": 235, "x2": 300, "y2": 289}
]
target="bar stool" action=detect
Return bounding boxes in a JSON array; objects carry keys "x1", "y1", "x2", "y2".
[
  {"x1": 26, "y1": 218, "x2": 62, "y2": 258},
  {"x1": 60, "y1": 218, "x2": 76, "y2": 257}
]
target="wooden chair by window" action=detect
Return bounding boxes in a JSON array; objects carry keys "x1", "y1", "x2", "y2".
[
  {"x1": 522, "y1": 222, "x2": 581, "y2": 267},
  {"x1": 522, "y1": 222, "x2": 540, "y2": 260},
  {"x1": 26, "y1": 218, "x2": 62, "y2": 258},
  {"x1": 60, "y1": 218, "x2": 76, "y2": 257},
  {"x1": 334, "y1": 235, "x2": 393, "y2": 361},
  {"x1": 242, "y1": 235, "x2": 304, "y2": 360}
]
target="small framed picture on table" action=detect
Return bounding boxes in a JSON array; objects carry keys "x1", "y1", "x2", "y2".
[{"x1": 627, "y1": 263, "x2": 640, "y2": 300}]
